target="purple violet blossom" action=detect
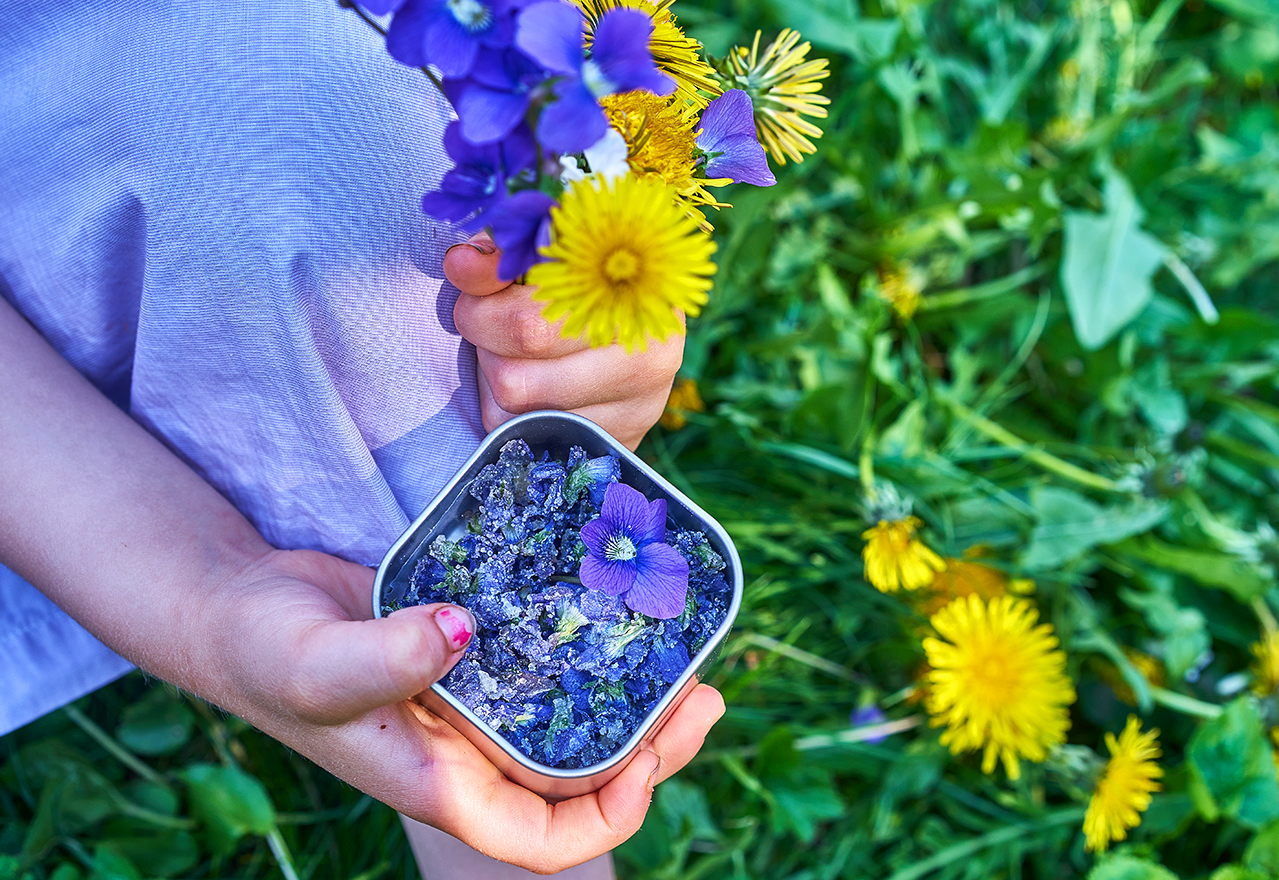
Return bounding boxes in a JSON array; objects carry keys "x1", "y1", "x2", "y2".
[
  {"x1": 384, "y1": 0, "x2": 522, "y2": 78},
  {"x1": 579, "y1": 482, "x2": 689, "y2": 619},
  {"x1": 696, "y1": 89, "x2": 777, "y2": 187},
  {"x1": 446, "y1": 46, "x2": 548, "y2": 144},
  {"x1": 515, "y1": 3, "x2": 675, "y2": 154},
  {"x1": 483, "y1": 189, "x2": 555, "y2": 280},
  {"x1": 421, "y1": 121, "x2": 536, "y2": 225}
]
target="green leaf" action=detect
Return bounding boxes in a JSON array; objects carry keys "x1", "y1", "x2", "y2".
[
  {"x1": 87, "y1": 845, "x2": 141, "y2": 880},
  {"x1": 771, "y1": 780, "x2": 847, "y2": 844},
  {"x1": 1245, "y1": 819, "x2": 1279, "y2": 873},
  {"x1": 1088, "y1": 854, "x2": 1179, "y2": 880},
  {"x1": 1060, "y1": 168, "x2": 1169, "y2": 350},
  {"x1": 1187, "y1": 698, "x2": 1279, "y2": 829},
  {"x1": 1205, "y1": 0, "x2": 1279, "y2": 21},
  {"x1": 1119, "y1": 586, "x2": 1210, "y2": 681},
  {"x1": 1113, "y1": 536, "x2": 1270, "y2": 601},
  {"x1": 180, "y1": 763, "x2": 276, "y2": 855},
  {"x1": 656, "y1": 780, "x2": 721, "y2": 843},
  {"x1": 115, "y1": 687, "x2": 195, "y2": 756},
  {"x1": 1019, "y1": 487, "x2": 1168, "y2": 569}
]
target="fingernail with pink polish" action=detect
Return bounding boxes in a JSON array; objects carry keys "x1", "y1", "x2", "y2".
[{"x1": 435, "y1": 606, "x2": 475, "y2": 651}]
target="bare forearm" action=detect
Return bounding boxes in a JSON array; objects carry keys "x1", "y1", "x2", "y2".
[{"x1": 0, "y1": 296, "x2": 269, "y2": 692}]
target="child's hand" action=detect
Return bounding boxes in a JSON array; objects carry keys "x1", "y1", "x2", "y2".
[
  {"x1": 212, "y1": 547, "x2": 726, "y2": 874},
  {"x1": 445, "y1": 235, "x2": 683, "y2": 450}
]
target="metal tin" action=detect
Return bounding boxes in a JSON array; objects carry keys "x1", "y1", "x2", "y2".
[{"x1": 372, "y1": 411, "x2": 743, "y2": 801}]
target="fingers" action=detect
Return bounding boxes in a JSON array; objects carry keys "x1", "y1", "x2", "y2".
[
  {"x1": 456, "y1": 281, "x2": 589, "y2": 360},
  {"x1": 282, "y1": 603, "x2": 477, "y2": 725},
  {"x1": 443, "y1": 234, "x2": 508, "y2": 295},
  {"x1": 646, "y1": 684, "x2": 726, "y2": 784}
]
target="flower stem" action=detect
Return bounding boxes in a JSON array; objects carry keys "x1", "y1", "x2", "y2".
[
  {"x1": 1149, "y1": 686, "x2": 1222, "y2": 719},
  {"x1": 340, "y1": 1, "x2": 447, "y2": 97},
  {"x1": 937, "y1": 395, "x2": 1124, "y2": 493}
]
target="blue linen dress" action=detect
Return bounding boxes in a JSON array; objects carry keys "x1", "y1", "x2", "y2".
[{"x1": 0, "y1": 0, "x2": 483, "y2": 733}]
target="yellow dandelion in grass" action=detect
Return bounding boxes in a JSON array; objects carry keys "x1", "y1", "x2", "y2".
[
  {"x1": 660, "y1": 378, "x2": 704, "y2": 430},
  {"x1": 874, "y1": 264, "x2": 925, "y2": 320},
  {"x1": 573, "y1": 0, "x2": 720, "y2": 110},
  {"x1": 1252, "y1": 633, "x2": 1279, "y2": 695},
  {"x1": 1083, "y1": 716, "x2": 1163, "y2": 852},
  {"x1": 720, "y1": 29, "x2": 830, "y2": 165},
  {"x1": 601, "y1": 90, "x2": 731, "y2": 229},
  {"x1": 862, "y1": 516, "x2": 945, "y2": 593},
  {"x1": 924, "y1": 594, "x2": 1076, "y2": 779},
  {"x1": 527, "y1": 174, "x2": 716, "y2": 351},
  {"x1": 920, "y1": 552, "x2": 1008, "y2": 616}
]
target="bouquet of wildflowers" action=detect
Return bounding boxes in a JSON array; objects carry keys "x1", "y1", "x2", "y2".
[{"x1": 350, "y1": 0, "x2": 828, "y2": 350}]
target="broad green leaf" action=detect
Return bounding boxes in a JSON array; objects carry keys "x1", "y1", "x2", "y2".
[
  {"x1": 1206, "y1": 0, "x2": 1279, "y2": 20},
  {"x1": 1187, "y1": 698, "x2": 1279, "y2": 828},
  {"x1": 1119, "y1": 587, "x2": 1210, "y2": 681},
  {"x1": 1088, "y1": 855, "x2": 1179, "y2": 880},
  {"x1": 1113, "y1": 536, "x2": 1270, "y2": 601},
  {"x1": 771, "y1": 780, "x2": 847, "y2": 843},
  {"x1": 1060, "y1": 168, "x2": 1169, "y2": 350},
  {"x1": 88, "y1": 845, "x2": 141, "y2": 880},
  {"x1": 1019, "y1": 487, "x2": 1168, "y2": 569},
  {"x1": 180, "y1": 763, "x2": 276, "y2": 856},
  {"x1": 1209, "y1": 867, "x2": 1267, "y2": 880},
  {"x1": 116, "y1": 687, "x2": 195, "y2": 756},
  {"x1": 1245, "y1": 819, "x2": 1279, "y2": 873},
  {"x1": 656, "y1": 780, "x2": 721, "y2": 842}
]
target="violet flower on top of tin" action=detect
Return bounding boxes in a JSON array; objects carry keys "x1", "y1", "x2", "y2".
[{"x1": 579, "y1": 482, "x2": 689, "y2": 619}]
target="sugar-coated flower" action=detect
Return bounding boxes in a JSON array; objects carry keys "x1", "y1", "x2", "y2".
[
  {"x1": 579, "y1": 482, "x2": 688, "y2": 619},
  {"x1": 862, "y1": 516, "x2": 945, "y2": 593},
  {"x1": 1083, "y1": 717, "x2": 1163, "y2": 852},
  {"x1": 721, "y1": 29, "x2": 830, "y2": 165},
  {"x1": 527, "y1": 173, "x2": 716, "y2": 351},
  {"x1": 923, "y1": 594, "x2": 1076, "y2": 780},
  {"x1": 695, "y1": 89, "x2": 776, "y2": 187},
  {"x1": 516, "y1": 3, "x2": 674, "y2": 153},
  {"x1": 384, "y1": 0, "x2": 521, "y2": 78},
  {"x1": 572, "y1": 0, "x2": 720, "y2": 110},
  {"x1": 421, "y1": 121, "x2": 536, "y2": 224},
  {"x1": 482, "y1": 189, "x2": 555, "y2": 280}
]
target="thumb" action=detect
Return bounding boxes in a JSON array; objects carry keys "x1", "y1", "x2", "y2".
[
  {"x1": 288, "y1": 603, "x2": 476, "y2": 724},
  {"x1": 444, "y1": 234, "x2": 508, "y2": 296}
]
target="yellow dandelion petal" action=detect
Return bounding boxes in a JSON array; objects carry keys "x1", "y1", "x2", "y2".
[
  {"x1": 875, "y1": 264, "x2": 924, "y2": 319},
  {"x1": 601, "y1": 90, "x2": 730, "y2": 228},
  {"x1": 527, "y1": 174, "x2": 717, "y2": 352},
  {"x1": 923, "y1": 594, "x2": 1076, "y2": 780},
  {"x1": 861, "y1": 516, "x2": 945, "y2": 593},
  {"x1": 722, "y1": 29, "x2": 831, "y2": 165},
  {"x1": 1252, "y1": 633, "x2": 1279, "y2": 695},
  {"x1": 660, "y1": 377, "x2": 704, "y2": 430},
  {"x1": 1083, "y1": 716, "x2": 1163, "y2": 853},
  {"x1": 573, "y1": 0, "x2": 720, "y2": 110}
]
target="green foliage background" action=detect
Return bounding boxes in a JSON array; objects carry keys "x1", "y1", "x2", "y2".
[{"x1": 3, "y1": 0, "x2": 1278, "y2": 876}]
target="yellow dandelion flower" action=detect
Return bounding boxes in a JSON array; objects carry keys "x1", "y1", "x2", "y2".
[
  {"x1": 921, "y1": 552, "x2": 1008, "y2": 616},
  {"x1": 862, "y1": 516, "x2": 945, "y2": 593},
  {"x1": 1098, "y1": 649, "x2": 1166, "y2": 706},
  {"x1": 600, "y1": 90, "x2": 731, "y2": 229},
  {"x1": 873, "y1": 264, "x2": 924, "y2": 319},
  {"x1": 660, "y1": 377, "x2": 704, "y2": 430},
  {"x1": 1252, "y1": 633, "x2": 1279, "y2": 695},
  {"x1": 1083, "y1": 716, "x2": 1163, "y2": 852},
  {"x1": 923, "y1": 594, "x2": 1076, "y2": 779},
  {"x1": 721, "y1": 29, "x2": 830, "y2": 165},
  {"x1": 527, "y1": 174, "x2": 716, "y2": 351},
  {"x1": 572, "y1": 0, "x2": 720, "y2": 110}
]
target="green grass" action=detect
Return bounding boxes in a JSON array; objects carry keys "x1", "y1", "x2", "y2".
[{"x1": 5, "y1": 0, "x2": 1279, "y2": 876}]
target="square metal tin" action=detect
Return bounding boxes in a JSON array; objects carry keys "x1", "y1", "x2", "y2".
[{"x1": 372, "y1": 411, "x2": 743, "y2": 800}]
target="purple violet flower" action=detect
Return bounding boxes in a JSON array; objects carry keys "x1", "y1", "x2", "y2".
[
  {"x1": 482, "y1": 189, "x2": 555, "y2": 280},
  {"x1": 696, "y1": 89, "x2": 777, "y2": 187},
  {"x1": 515, "y1": 3, "x2": 675, "y2": 154},
  {"x1": 579, "y1": 482, "x2": 689, "y2": 619},
  {"x1": 849, "y1": 705, "x2": 889, "y2": 743},
  {"x1": 421, "y1": 121, "x2": 536, "y2": 226},
  {"x1": 384, "y1": 0, "x2": 522, "y2": 78},
  {"x1": 446, "y1": 46, "x2": 548, "y2": 144}
]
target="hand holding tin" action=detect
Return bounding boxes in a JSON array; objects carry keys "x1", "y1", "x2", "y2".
[{"x1": 447, "y1": 234, "x2": 683, "y2": 450}]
